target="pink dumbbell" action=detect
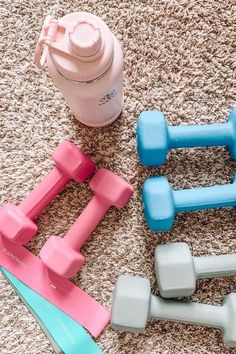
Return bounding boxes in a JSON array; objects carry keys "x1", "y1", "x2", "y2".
[
  {"x1": 0, "y1": 141, "x2": 95, "y2": 245},
  {"x1": 40, "y1": 168, "x2": 134, "y2": 278}
]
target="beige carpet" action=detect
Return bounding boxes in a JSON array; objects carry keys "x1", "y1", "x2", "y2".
[{"x1": 1, "y1": 0, "x2": 236, "y2": 353}]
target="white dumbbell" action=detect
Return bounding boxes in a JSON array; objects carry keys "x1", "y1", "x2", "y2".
[
  {"x1": 111, "y1": 275, "x2": 236, "y2": 348},
  {"x1": 155, "y1": 242, "x2": 236, "y2": 298}
]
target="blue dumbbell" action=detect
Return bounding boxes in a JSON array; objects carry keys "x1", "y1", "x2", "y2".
[
  {"x1": 143, "y1": 174, "x2": 236, "y2": 231},
  {"x1": 137, "y1": 108, "x2": 236, "y2": 166}
]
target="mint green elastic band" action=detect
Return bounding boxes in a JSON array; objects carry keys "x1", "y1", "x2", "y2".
[{"x1": 1, "y1": 267, "x2": 103, "y2": 354}]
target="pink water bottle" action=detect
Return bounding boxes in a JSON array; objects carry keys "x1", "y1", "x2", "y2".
[{"x1": 34, "y1": 12, "x2": 123, "y2": 127}]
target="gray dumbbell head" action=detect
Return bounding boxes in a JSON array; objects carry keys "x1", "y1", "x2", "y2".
[
  {"x1": 137, "y1": 111, "x2": 168, "y2": 166},
  {"x1": 142, "y1": 176, "x2": 175, "y2": 231},
  {"x1": 155, "y1": 243, "x2": 196, "y2": 298},
  {"x1": 111, "y1": 275, "x2": 151, "y2": 332},
  {"x1": 222, "y1": 293, "x2": 236, "y2": 346}
]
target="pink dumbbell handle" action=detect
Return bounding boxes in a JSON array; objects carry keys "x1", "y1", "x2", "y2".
[
  {"x1": 19, "y1": 167, "x2": 70, "y2": 220},
  {"x1": 64, "y1": 196, "x2": 110, "y2": 250}
]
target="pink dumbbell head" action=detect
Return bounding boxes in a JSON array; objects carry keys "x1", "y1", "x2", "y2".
[
  {"x1": 40, "y1": 168, "x2": 134, "y2": 278},
  {"x1": 0, "y1": 141, "x2": 95, "y2": 244}
]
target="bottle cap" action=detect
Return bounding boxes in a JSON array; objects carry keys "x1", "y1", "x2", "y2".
[
  {"x1": 34, "y1": 12, "x2": 114, "y2": 82},
  {"x1": 69, "y1": 19, "x2": 103, "y2": 60}
]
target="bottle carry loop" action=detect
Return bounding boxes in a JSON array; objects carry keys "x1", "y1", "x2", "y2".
[
  {"x1": 34, "y1": 16, "x2": 94, "y2": 70},
  {"x1": 34, "y1": 16, "x2": 58, "y2": 69}
]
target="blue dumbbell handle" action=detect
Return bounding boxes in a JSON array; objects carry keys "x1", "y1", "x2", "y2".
[
  {"x1": 168, "y1": 122, "x2": 233, "y2": 148},
  {"x1": 174, "y1": 183, "x2": 236, "y2": 212}
]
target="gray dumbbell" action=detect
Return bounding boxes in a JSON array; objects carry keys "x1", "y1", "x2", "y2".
[
  {"x1": 111, "y1": 275, "x2": 236, "y2": 347},
  {"x1": 155, "y1": 242, "x2": 236, "y2": 298}
]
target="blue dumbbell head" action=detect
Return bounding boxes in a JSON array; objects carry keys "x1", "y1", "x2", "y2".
[
  {"x1": 137, "y1": 107, "x2": 236, "y2": 166},
  {"x1": 137, "y1": 111, "x2": 168, "y2": 166},
  {"x1": 228, "y1": 108, "x2": 236, "y2": 159},
  {"x1": 143, "y1": 174, "x2": 236, "y2": 232},
  {"x1": 142, "y1": 176, "x2": 174, "y2": 231}
]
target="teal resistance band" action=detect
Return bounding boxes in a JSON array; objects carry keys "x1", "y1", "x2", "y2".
[{"x1": 1, "y1": 267, "x2": 103, "y2": 354}]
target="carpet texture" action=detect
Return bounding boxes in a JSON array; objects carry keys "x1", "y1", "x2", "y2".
[{"x1": 1, "y1": 1, "x2": 236, "y2": 353}]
